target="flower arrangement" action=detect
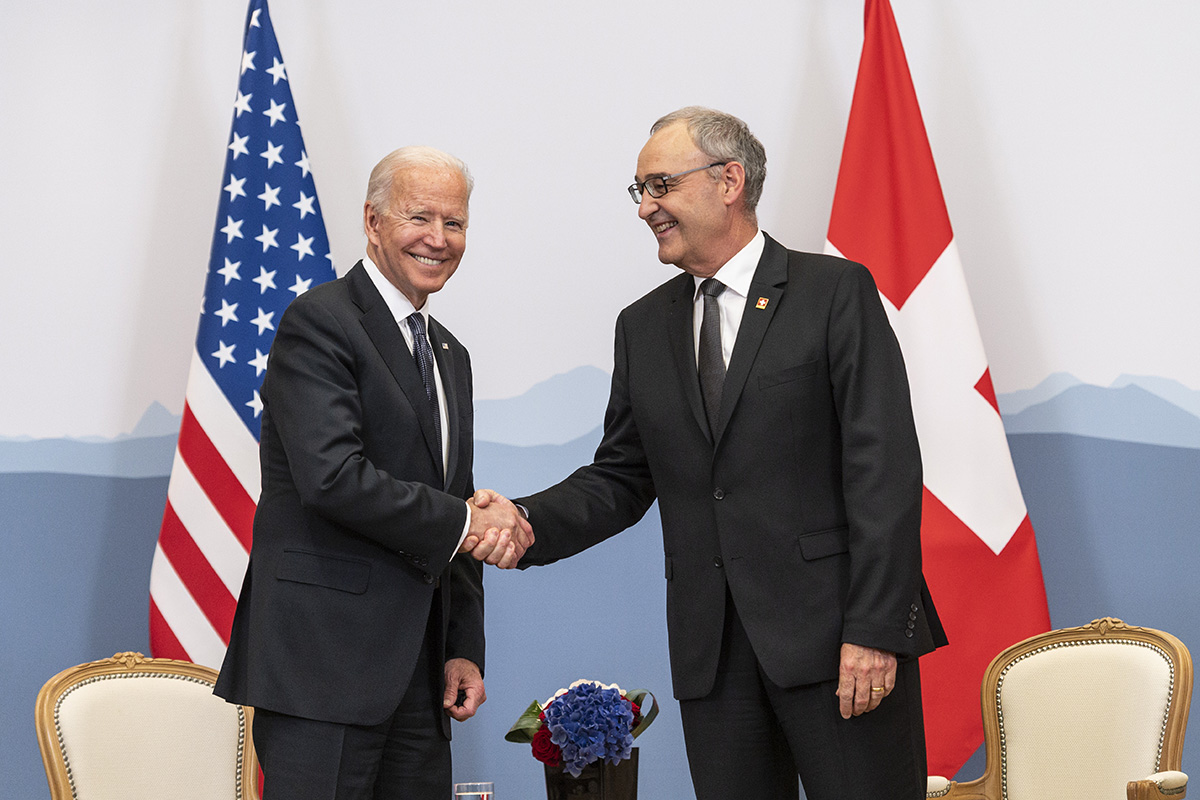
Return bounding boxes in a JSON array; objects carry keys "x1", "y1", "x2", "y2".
[{"x1": 506, "y1": 680, "x2": 658, "y2": 777}]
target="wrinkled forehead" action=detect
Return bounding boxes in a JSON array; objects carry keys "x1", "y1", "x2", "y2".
[{"x1": 391, "y1": 166, "x2": 470, "y2": 217}]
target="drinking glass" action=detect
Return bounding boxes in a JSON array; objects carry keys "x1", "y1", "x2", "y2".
[{"x1": 453, "y1": 781, "x2": 494, "y2": 800}]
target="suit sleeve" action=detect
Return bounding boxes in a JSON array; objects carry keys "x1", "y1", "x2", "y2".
[
  {"x1": 517, "y1": 312, "x2": 658, "y2": 565},
  {"x1": 446, "y1": 533, "x2": 485, "y2": 672},
  {"x1": 261, "y1": 294, "x2": 467, "y2": 572},
  {"x1": 827, "y1": 263, "x2": 925, "y2": 655},
  {"x1": 446, "y1": 358, "x2": 485, "y2": 672}
]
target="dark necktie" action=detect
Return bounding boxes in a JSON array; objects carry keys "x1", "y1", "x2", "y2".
[
  {"x1": 405, "y1": 312, "x2": 442, "y2": 456},
  {"x1": 698, "y1": 278, "x2": 726, "y2": 434}
]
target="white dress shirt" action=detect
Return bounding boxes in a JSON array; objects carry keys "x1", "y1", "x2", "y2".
[
  {"x1": 361, "y1": 255, "x2": 471, "y2": 555},
  {"x1": 691, "y1": 230, "x2": 766, "y2": 368}
]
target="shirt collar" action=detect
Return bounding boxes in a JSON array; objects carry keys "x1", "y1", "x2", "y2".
[
  {"x1": 693, "y1": 230, "x2": 765, "y2": 300},
  {"x1": 361, "y1": 253, "x2": 429, "y2": 325}
]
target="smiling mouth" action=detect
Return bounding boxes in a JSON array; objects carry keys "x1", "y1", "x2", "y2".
[
  {"x1": 652, "y1": 221, "x2": 677, "y2": 235},
  {"x1": 411, "y1": 254, "x2": 443, "y2": 266}
]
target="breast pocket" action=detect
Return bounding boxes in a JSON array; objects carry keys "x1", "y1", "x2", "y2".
[
  {"x1": 276, "y1": 549, "x2": 371, "y2": 594},
  {"x1": 758, "y1": 360, "x2": 818, "y2": 390}
]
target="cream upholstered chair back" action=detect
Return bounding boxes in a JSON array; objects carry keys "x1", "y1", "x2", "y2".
[
  {"x1": 999, "y1": 621, "x2": 1184, "y2": 798},
  {"x1": 927, "y1": 618, "x2": 1192, "y2": 800},
  {"x1": 36, "y1": 651, "x2": 259, "y2": 800}
]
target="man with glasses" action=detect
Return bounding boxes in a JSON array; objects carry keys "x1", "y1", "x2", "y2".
[{"x1": 488, "y1": 107, "x2": 946, "y2": 799}]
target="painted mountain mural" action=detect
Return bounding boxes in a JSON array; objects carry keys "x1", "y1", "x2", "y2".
[{"x1": 2, "y1": 370, "x2": 1197, "y2": 798}]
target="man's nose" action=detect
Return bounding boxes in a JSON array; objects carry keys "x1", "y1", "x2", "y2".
[
  {"x1": 424, "y1": 223, "x2": 447, "y2": 248},
  {"x1": 638, "y1": 193, "x2": 657, "y2": 220}
]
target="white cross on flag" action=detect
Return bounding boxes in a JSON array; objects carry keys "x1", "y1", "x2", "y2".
[
  {"x1": 825, "y1": 0, "x2": 1051, "y2": 775},
  {"x1": 149, "y1": 0, "x2": 336, "y2": 669}
]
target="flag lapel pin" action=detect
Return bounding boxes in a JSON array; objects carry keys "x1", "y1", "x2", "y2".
[
  {"x1": 442, "y1": 343, "x2": 449, "y2": 349},
  {"x1": 756, "y1": 297, "x2": 769, "y2": 310}
]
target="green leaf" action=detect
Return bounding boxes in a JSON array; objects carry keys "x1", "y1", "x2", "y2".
[
  {"x1": 504, "y1": 700, "x2": 545, "y2": 743},
  {"x1": 624, "y1": 689, "x2": 659, "y2": 738}
]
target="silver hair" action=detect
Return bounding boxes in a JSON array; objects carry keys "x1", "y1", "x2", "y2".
[
  {"x1": 649, "y1": 106, "x2": 767, "y2": 215},
  {"x1": 365, "y1": 146, "x2": 474, "y2": 216}
]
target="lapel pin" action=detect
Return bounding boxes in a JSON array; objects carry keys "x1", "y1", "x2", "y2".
[
  {"x1": 756, "y1": 297, "x2": 769, "y2": 310},
  {"x1": 441, "y1": 343, "x2": 449, "y2": 350}
]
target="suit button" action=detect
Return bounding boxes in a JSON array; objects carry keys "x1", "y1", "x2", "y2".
[
  {"x1": 423, "y1": 573, "x2": 435, "y2": 585},
  {"x1": 909, "y1": 611, "x2": 918, "y2": 621},
  {"x1": 713, "y1": 488, "x2": 725, "y2": 500},
  {"x1": 911, "y1": 603, "x2": 919, "y2": 612},
  {"x1": 713, "y1": 557, "x2": 723, "y2": 568},
  {"x1": 905, "y1": 629, "x2": 914, "y2": 638}
]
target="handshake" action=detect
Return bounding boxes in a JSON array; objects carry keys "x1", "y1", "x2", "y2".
[{"x1": 458, "y1": 489, "x2": 533, "y2": 569}]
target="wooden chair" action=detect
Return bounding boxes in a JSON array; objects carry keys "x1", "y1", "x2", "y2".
[
  {"x1": 926, "y1": 618, "x2": 1192, "y2": 800},
  {"x1": 36, "y1": 651, "x2": 259, "y2": 800}
]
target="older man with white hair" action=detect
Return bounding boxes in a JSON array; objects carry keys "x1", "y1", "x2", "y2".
[{"x1": 216, "y1": 146, "x2": 532, "y2": 800}]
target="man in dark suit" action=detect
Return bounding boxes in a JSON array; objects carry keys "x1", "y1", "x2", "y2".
[
  {"x1": 215, "y1": 146, "x2": 532, "y2": 800},
  {"x1": 484, "y1": 108, "x2": 946, "y2": 799}
]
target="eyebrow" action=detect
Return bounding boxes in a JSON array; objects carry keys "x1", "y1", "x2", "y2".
[{"x1": 402, "y1": 205, "x2": 465, "y2": 220}]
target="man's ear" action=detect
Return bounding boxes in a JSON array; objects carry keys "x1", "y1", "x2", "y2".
[
  {"x1": 719, "y1": 162, "x2": 746, "y2": 209},
  {"x1": 363, "y1": 201, "x2": 381, "y2": 245}
]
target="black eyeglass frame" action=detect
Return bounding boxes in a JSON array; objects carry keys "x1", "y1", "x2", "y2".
[{"x1": 627, "y1": 161, "x2": 729, "y2": 203}]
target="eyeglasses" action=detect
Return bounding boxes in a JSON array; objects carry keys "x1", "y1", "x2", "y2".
[{"x1": 627, "y1": 162, "x2": 728, "y2": 204}]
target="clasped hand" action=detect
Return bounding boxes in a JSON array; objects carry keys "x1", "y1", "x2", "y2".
[{"x1": 458, "y1": 489, "x2": 533, "y2": 568}]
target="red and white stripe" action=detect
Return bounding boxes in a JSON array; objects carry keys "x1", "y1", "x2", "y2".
[
  {"x1": 826, "y1": 0, "x2": 1051, "y2": 776},
  {"x1": 149, "y1": 352, "x2": 260, "y2": 669}
]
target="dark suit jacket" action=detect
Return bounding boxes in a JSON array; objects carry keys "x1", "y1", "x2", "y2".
[
  {"x1": 519, "y1": 234, "x2": 945, "y2": 701},
  {"x1": 215, "y1": 261, "x2": 483, "y2": 733}
]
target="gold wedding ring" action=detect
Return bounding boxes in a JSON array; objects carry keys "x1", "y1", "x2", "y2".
[{"x1": 871, "y1": 687, "x2": 885, "y2": 693}]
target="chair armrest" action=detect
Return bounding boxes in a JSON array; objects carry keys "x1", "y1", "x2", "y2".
[
  {"x1": 927, "y1": 776, "x2": 951, "y2": 797},
  {"x1": 1128, "y1": 771, "x2": 1187, "y2": 800},
  {"x1": 926, "y1": 776, "x2": 995, "y2": 799}
]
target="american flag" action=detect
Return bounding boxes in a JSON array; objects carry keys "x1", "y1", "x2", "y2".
[
  {"x1": 825, "y1": 0, "x2": 1050, "y2": 776},
  {"x1": 149, "y1": 0, "x2": 335, "y2": 668}
]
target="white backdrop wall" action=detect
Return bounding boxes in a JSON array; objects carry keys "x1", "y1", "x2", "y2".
[
  {"x1": 5, "y1": 1, "x2": 1198, "y2": 438},
  {"x1": 2, "y1": 2, "x2": 1199, "y2": 799}
]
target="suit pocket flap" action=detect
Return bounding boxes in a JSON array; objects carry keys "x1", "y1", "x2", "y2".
[
  {"x1": 277, "y1": 549, "x2": 371, "y2": 594},
  {"x1": 797, "y1": 527, "x2": 849, "y2": 560},
  {"x1": 758, "y1": 360, "x2": 818, "y2": 389}
]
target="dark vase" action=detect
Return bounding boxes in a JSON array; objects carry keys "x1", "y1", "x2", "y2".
[{"x1": 543, "y1": 747, "x2": 638, "y2": 800}]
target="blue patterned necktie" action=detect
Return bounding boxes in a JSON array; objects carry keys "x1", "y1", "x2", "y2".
[{"x1": 405, "y1": 312, "x2": 442, "y2": 455}]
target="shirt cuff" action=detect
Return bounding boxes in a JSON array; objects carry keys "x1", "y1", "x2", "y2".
[{"x1": 454, "y1": 500, "x2": 472, "y2": 558}]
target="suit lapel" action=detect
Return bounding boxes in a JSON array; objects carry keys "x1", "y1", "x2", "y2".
[
  {"x1": 713, "y1": 235, "x2": 788, "y2": 447},
  {"x1": 347, "y1": 263, "x2": 444, "y2": 477},
  {"x1": 664, "y1": 273, "x2": 711, "y2": 442}
]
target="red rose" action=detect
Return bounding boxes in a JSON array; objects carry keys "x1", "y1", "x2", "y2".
[
  {"x1": 629, "y1": 699, "x2": 642, "y2": 728},
  {"x1": 531, "y1": 725, "x2": 562, "y2": 766}
]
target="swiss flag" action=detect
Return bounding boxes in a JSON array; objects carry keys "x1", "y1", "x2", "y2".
[{"x1": 825, "y1": 0, "x2": 1051, "y2": 776}]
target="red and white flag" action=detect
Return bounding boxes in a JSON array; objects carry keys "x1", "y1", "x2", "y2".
[
  {"x1": 825, "y1": 0, "x2": 1051, "y2": 776},
  {"x1": 149, "y1": 0, "x2": 335, "y2": 668}
]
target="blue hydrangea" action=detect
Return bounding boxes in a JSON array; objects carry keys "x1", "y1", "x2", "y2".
[{"x1": 543, "y1": 681, "x2": 635, "y2": 777}]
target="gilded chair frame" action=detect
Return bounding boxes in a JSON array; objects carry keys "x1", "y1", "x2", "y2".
[
  {"x1": 35, "y1": 651, "x2": 260, "y2": 800},
  {"x1": 927, "y1": 618, "x2": 1192, "y2": 800}
]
